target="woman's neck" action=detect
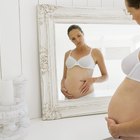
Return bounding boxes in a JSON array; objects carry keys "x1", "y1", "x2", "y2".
[{"x1": 75, "y1": 44, "x2": 89, "y2": 52}]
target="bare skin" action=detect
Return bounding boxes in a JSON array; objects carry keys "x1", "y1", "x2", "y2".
[
  {"x1": 106, "y1": 1, "x2": 140, "y2": 139},
  {"x1": 61, "y1": 28, "x2": 108, "y2": 99},
  {"x1": 64, "y1": 67, "x2": 94, "y2": 99},
  {"x1": 124, "y1": 1, "x2": 140, "y2": 25},
  {"x1": 108, "y1": 78, "x2": 140, "y2": 140}
]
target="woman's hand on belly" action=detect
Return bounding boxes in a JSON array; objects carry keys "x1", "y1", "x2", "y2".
[
  {"x1": 106, "y1": 117, "x2": 140, "y2": 140},
  {"x1": 65, "y1": 77, "x2": 93, "y2": 98},
  {"x1": 61, "y1": 87, "x2": 74, "y2": 99},
  {"x1": 80, "y1": 77, "x2": 93, "y2": 95},
  {"x1": 105, "y1": 117, "x2": 120, "y2": 139}
]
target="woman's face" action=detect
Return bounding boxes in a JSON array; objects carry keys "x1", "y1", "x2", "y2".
[
  {"x1": 125, "y1": 0, "x2": 140, "y2": 24},
  {"x1": 68, "y1": 29, "x2": 85, "y2": 47}
]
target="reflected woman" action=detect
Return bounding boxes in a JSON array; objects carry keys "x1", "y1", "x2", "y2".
[{"x1": 61, "y1": 25, "x2": 108, "y2": 99}]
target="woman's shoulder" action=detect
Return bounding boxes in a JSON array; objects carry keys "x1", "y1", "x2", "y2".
[
  {"x1": 92, "y1": 48, "x2": 101, "y2": 51},
  {"x1": 65, "y1": 50, "x2": 72, "y2": 57},
  {"x1": 90, "y1": 48, "x2": 104, "y2": 62},
  {"x1": 91, "y1": 48, "x2": 102, "y2": 55}
]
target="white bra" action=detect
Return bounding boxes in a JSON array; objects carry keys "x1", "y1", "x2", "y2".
[
  {"x1": 66, "y1": 49, "x2": 96, "y2": 69},
  {"x1": 121, "y1": 47, "x2": 140, "y2": 82}
]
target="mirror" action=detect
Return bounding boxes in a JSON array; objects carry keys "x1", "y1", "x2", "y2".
[{"x1": 37, "y1": 4, "x2": 140, "y2": 120}]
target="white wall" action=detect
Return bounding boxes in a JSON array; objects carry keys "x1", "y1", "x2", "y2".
[
  {"x1": 0, "y1": 0, "x2": 21, "y2": 79},
  {"x1": 0, "y1": 0, "x2": 126, "y2": 119}
]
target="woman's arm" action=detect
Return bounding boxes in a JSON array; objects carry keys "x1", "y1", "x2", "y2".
[
  {"x1": 80, "y1": 48, "x2": 108, "y2": 95},
  {"x1": 92, "y1": 48, "x2": 108, "y2": 83},
  {"x1": 61, "y1": 52, "x2": 67, "y2": 89},
  {"x1": 106, "y1": 117, "x2": 140, "y2": 138},
  {"x1": 61, "y1": 51, "x2": 73, "y2": 99}
]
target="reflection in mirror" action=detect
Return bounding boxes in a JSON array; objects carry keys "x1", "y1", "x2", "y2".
[
  {"x1": 37, "y1": 4, "x2": 139, "y2": 120},
  {"x1": 55, "y1": 23, "x2": 140, "y2": 100}
]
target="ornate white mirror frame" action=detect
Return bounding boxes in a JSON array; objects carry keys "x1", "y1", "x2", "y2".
[{"x1": 37, "y1": 4, "x2": 133, "y2": 120}]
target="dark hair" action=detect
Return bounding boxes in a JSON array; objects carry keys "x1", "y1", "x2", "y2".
[
  {"x1": 126, "y1": 0, "x2": 140, "y2": 9},
  {"x1": 67, "y1": 25, "x2": 84, "y2": 36}
]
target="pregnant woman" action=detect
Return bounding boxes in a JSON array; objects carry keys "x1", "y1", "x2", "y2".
[
  {"x1": 61, "y1": 24, "x2": 108, "y2": 99},
  {"x1": 106, "y1": 0, "x2": 140, "y2": 139}
]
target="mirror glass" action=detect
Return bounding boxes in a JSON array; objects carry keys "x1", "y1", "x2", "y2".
[
  {"x1": 55, "y1": 23, "x2": 140, "y2": 100},
  {"x1": 37, "y1": 4, "x2": 140, "y2": 120}
]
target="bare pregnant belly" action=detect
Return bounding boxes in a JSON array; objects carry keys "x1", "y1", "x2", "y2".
[
  {"x1": 108, "y1": 78, "x2": 140, "y2": 124},
  {"x1": 65, "y1": 68, "x2": 93, "y2": 98}
]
